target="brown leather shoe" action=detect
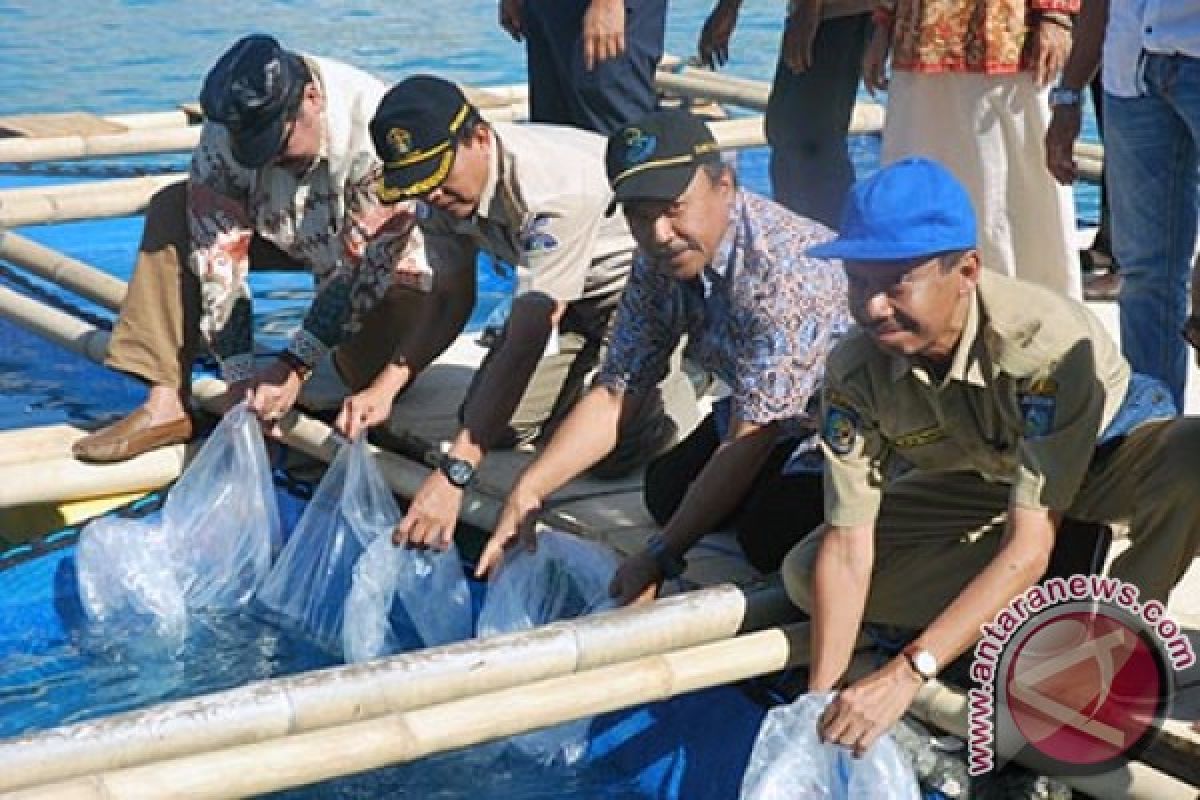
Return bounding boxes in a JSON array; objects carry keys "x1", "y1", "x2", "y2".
[{"x1": 72, "y1": 408, "x2": 194, "y2": 463}]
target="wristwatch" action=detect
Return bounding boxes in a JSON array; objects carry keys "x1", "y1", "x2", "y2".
[
  {"x1": 646, "y1": 533, "x2": 688, "y2": 580},
  {"x1": 902, "y1": 643, "x2": 939, "y2": 681},
  {"x1": 1048, "y1": 87, "x2": 1083, "y2": 108},
  {"x1": 438, "y1": 455, "x2": 476, "y2": 488}
]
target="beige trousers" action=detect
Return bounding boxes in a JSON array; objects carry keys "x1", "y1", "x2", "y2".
[
  {"x1": 782, "y1": 418, "x2": 1200, "y2": 629},
  {"x1": 883, "y1": 71, "x2": 1082, "y2": 301}
]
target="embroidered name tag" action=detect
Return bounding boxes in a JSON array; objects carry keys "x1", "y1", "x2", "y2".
[{"x1": 894, "y1": 425, "x2": 946, "y2": 449}]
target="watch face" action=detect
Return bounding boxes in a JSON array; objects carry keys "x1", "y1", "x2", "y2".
[
  {"x1": 914, "y1": 650, "x2": 938, "y2": 678},
  {"x1": 443, "y1": 458, "x2": 474, "y2": 487}
]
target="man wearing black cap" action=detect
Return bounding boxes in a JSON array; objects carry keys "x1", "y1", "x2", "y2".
[
  {"x1": 73, "y1": 34, "x2": 428, "y2": 462},
  {"x1": 478, "y1": 109, "x2": 850, "y2": 603},
  {"x1": 359, "y1": 75, "x2": 697, "y2": 551}
]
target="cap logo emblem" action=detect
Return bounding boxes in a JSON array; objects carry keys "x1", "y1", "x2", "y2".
[
  {"x1": 387, "y1": 127, "x2": 413, "y2": 157},
  {"x1": 623, "y1": 128, "x2": 657, "y2": 166}
]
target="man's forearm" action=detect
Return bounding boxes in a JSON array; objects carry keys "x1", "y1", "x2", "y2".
[
  {"x1": 658, "y1": 423, "x2": 777, "y2": 559},
  {"x1": 514, "y1": 385, "x2": 627, "y2": 499},
  {"x1": 907, "y1": 505, "x2": 1055, "y2": 674},
  {"x1": 1059, "y1": 0, "x2": 1109, "y2": 90},
  {"x1": 809, "y1": 523, "x2": 874, "y2": 691}
]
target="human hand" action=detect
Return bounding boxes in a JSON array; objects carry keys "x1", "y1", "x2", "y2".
[
  {"x1": 393, "y1": 472, "x2": 463, "y2": 551},
  {"x1": 1030, "y1": 20, "x2": 1071, "y2": 89},
  {"x1": 1045, "y1": 105, "x2": 1082, "y2": 184},
  {"x1": 862, "y1": 25, "x2": 891, "y2": 95},
  {"x1": 499, "y1": 0, "x2": 523, "y2": 41},
  {"x1": 246, "y1": 358, "x2": 305, "y2": 438},
  {"x1": 582, "y1": 0, "x2": 626, "y2": 71},
  {"x1": 475, "y1": 485, "x2": 542, "y2": 578},
  {"x1": 335, "y1": 381, "x2": 401, "y2": 440},
  {"x1": 781, "y1": 3, "x2": 822, "y2": 73},
  {"x1": 817, "y1": 657, "x2": 923, "y2": 757},
  {"x1": 608, "y1": 549, "x2": 663, "y2": 606},
  {"x1": 698, "y1": 0, "x2": 740, "y2": 68}
]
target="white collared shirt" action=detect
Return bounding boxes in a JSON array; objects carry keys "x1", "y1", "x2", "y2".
[{"x1": 1104, "y1": 1, "x2": 1200, "y2": 98}]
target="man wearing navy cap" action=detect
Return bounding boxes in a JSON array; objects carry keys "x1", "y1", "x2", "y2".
[
  {"x1": 783, "y1": 157, "x2": 1200, "y2": 755},
  {"x1": 74, "y1": 34, "x2": 427, "y2": 462},
  {"x1": 355, "y1": 76, "x2": 697, "y2": 551},
  {"x1": 479, "y1": 109, "x2": 850, "y2": 602}
]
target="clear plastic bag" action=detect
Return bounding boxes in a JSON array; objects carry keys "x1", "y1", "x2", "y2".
[
  {"x1": 257, "y1": 435, "x2": 401, "y2": 654},
  {"x1": 476, "y1": 529, "x2": 620, "y2": 765},
  {"x1": 739, "y1": 692, "x2": 921, "y2": 800},
  {"x1": 342, "y1": 531, "x2": 473, "y2": 663},
  {"x1": 76, "y1": 404, "x2": 281, "y2": 648}
]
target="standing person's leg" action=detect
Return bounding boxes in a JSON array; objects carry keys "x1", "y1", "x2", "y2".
[
  {"x1": 522, "y1": 0, "x2": 578, "y2": 128},
  {"x1": 730, "y1": 450, "x2": 824, "y2": 573},
  {"x1": 765, "y1": 12, "x2": 870, "y2": 229},
  {"x1": 1107, "y1": 56, "x2": 1200, "y2": 410},
  {"x1": 882, "y1": 72, "x2": 1016, "y2": 280},
  {"x1": 1003, "y1": 72, "x2": 1082, "y2": 300},
  {"x1": 74, "y1": 182, "x2": 201, "y2": 461},
  {"x1": 523, "y1": 0, "x2": 663, "y2": 134}
]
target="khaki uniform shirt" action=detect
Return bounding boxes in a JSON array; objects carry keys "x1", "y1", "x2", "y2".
[
  {"x1": 821, "y1": 272, "x2": 1130, "y2": 527},
  {"x1": 418, "y1": 122, "x2": 636, "y2": 337}
]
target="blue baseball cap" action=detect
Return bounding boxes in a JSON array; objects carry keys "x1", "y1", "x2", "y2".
[{"x1": 807, "y1": 157, "x2": 977, "y2": 262}]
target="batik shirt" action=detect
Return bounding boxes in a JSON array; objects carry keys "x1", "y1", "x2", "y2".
[
  {"x1": 880, "y1": 0, "x2": 1080, "y2": 75},
  {"x1": 596, "y1": 190, "x2": 850, "y2": 438},
  {"x1": 187, "y1": 55, "x2": 428, "y2": 383}
]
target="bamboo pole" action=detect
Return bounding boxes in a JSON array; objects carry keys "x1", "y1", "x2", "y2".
[
  {"x1": 911, "y1": 682, "x2": 1197, "y2": 800},
  {"x1": 0, "y1": 173, "x2": 183, "y2": 228},
  {"x1": 5, "y1": 624, "x2": 811, "y2": 800},
  {"x1": 0, "y1": 127, "x2": 201, "y2": 165},
  {"x1": 0, "y1": 230, "x2": 125, "y2": 310},
  {"x1": 0, "y1": 584, "x2": 802, "y2": 793}
]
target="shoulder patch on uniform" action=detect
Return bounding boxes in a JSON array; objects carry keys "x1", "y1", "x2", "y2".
[
  {"x1": 823, "y1": 403, "x2": 859, "y2": 456},
  {"x1": 520, "y1": 213, "x2": 559, "y2": 253},
  {"x1": 1019, "y1": 377, "x2": 1058, "y2": 439}
]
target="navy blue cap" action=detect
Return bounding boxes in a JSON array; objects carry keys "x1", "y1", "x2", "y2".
[
  {"x1": 808, "y1": 157, "x2": 977, "y2": 262},
  {"x1": 370, "y1": 75, "x2": 478, "y2": 201},
  {"x1": 606, "y1": 109, "x2": 722, "y2": 204},
  {"x1": 200, "y1": 34, "x2": 309, "y2": 169}
]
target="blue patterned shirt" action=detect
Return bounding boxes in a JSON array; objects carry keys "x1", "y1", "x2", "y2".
[{"x1": 596, "y1": 190, "x2": 850, "y2": 436}]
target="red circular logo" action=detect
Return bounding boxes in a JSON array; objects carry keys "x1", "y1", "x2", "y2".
[{"x1": 1003, "y1": 609, "x2": 1165, "y2": 771}]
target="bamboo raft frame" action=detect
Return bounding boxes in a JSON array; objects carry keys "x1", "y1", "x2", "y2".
[{"x1": 0, "y1": 69, "x2": 1192, "y2": 799}]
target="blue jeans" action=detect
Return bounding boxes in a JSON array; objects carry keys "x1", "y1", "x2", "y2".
[
  {"x1": 764, "y1": 12, "x2": 870, "y2": 229},
  {"x1": 1105, "y1": 52, "x2": 1200, "y2": 410},
  {"x1": 523, "y1": 0, "x2": 666, "y2": 136}
]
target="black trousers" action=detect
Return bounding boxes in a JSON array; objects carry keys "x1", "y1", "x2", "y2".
[
  {"x1": 523, "y1": 0, "x2": 666, "y2": 135},
  {"x1": 643, "y1": 413, "x2": 824, "y2": 573}
]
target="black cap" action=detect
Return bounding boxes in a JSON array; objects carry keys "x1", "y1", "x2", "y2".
[
  {"x1": 606, "y1": 110, "x2": 722, "y2": 205},
  {"x1": 200, "y1": 34, "x2": 309, "y2": 169},
  {"x1": 370, "y1": 75, "x2": 477, "y2": 202}
]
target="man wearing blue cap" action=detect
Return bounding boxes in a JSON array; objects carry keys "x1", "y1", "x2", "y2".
[
  {"x1": 783, "y1": 157, "x2": 1200, "y2": 755},
  {"x1": 73, "y1": 34, "x2": 426, "y2": 462}
]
